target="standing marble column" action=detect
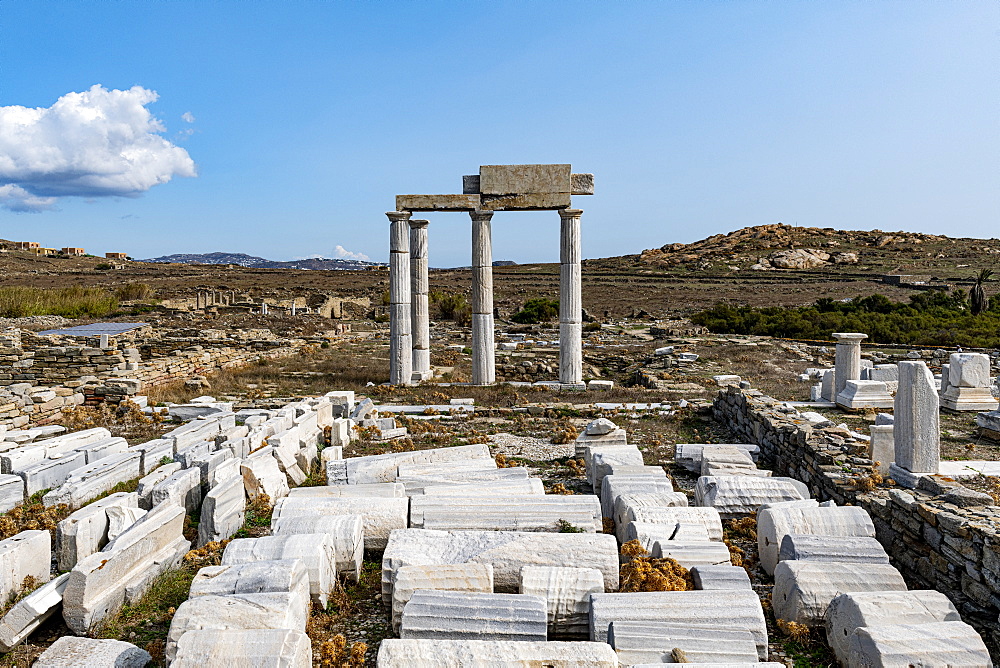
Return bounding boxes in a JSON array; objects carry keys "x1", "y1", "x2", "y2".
[
  {"x1": 470, "y1": 209, "x2": 495, "y2": 385},
  {"x1": 559, "y1": 209, "x2": 583, "y2": 385},
  {"x1": 409, "y1": 219, "x2": 431, "y2": 381},
  {"x1": 387, "y1": 211, "x2": 413, "y2": 385},
  {"x1": 832, "y1": 332, "x2": 867, "y2": 407},
  {"x1": 891, "y1": 360, "x2": 940, "y2": 486}
]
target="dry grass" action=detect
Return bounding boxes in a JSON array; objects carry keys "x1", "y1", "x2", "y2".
[
  {"x1": 619, "y1": 540, "x2": 693, "y2": 592},
  {"x1": 59, "y1": 400, "x2": 166, "y2": 445}
]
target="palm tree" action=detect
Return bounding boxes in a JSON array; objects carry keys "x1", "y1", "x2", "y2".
[{"x1": 970, "y1": 268, "x2": 994, "y2": 315}]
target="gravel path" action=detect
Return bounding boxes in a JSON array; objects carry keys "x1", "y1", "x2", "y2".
[{"x1": 488, "y1": 433, "x2": 574, "y2": 461}]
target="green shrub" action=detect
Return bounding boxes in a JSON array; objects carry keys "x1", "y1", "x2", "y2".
[
  {"x1": 583, "y1": 321, "x2": 601, "y2": 332},
  {"x1": 95, "y1": 263, "x2": 113, "y2": 271},
  {"x1": 692, "y1": 289, "x2": 1000, "y2": 348},
  {"x1": 511, "y1": 298, "x2": 559, "y2": 324}
]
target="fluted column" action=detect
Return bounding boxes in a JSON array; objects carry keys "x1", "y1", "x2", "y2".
[
  {"x1": 471, "y1": 209, "x2": 495, "y2": 385},
  {"x1": 387, "y1": 211, "x2": 413, "y2": 385},
  {"x1": 559, "y1": 208, "x2": 583, "y2": 385},
  {"x1": 409, "y1": 219, "x2": 431, "y2": 381}
]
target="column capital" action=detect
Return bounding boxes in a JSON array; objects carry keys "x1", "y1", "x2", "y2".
[
  {"x1": 386, "y1": 211, "x2": 412, "y2": 222},
  {"x1": 469, "y1": 209, "x2": 494, "y2": 222},
  {"x1": 408, "y1": 219, "x2": 429, "y2": 229},
  {"x1": 558, "y1": 208, "x2": 583, "y2": 220}
]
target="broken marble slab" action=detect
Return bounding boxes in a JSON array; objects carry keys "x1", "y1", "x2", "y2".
[
  {"x1": 600, "y1": 475, "x2": 674, "y2": 519},
  {"x1": 699, "y1": 445, "x2": 755, "y2": 474},
  {"x1": 129, "y1": 438, "x2": 173, "y2": 476},
  {"x1": 573, "y1": 429, "x2": 628, "y2": 457},
  {"x1": 772, "y1": 561, "x2": 907, "y2": 626},
  {"x1": 376, "y1": 639, "x2": 620, "y2": 667},
  {"x1": 612, "y1": 492, "x2": 689, "y2": 531},
  {"x1": 63, "y1": 503, "x2": 189, "y2": 634},
  {"x1": 779, "y1": 533, "x2": 889, "y2": 565},
  {"x1": 701, "y1": 462, "x2": 769, "y2": 477},
  {"x1": 15, "y1": 452, "x2": 86, "y2": 498},
  {"x1": 0, "y1": 474, "x2": 22, "y2": 514},
  {"x1": 221, "y1": 534, "x2": 336, "y2": 607},
  {"x1": 326, "y1": 443, "x2": 491, "y2": 484},
  {"x1": 55, "y1": 491, "x2": 138, "y2": 571},
  {"x1": 587, "y1": 446, "x2": 644, "y2": 493},
  {"x1": 826, "y1": 590, "x2": 961, "y2": 666},
  {"x1": 399, "y1": 590, "x2": 548, "y2": 641},
  {"x1": 136, "y1": 462, "x2": 181, "y2": 509},
  {"x1": 206, "y1": 456, "x2": 241, "y2": 488},
  {"x1": 150, "y1": 466, "x2": 202, "y2": 513},
  {"x1": 286, "y1": 482, "x2": 404, "y2": 498},
  {"x1": 847, "y1": 621, "x2": 990, "y2": 668},
  {"x1": 396, "y1": 468, "x2": 531, "y2": 495},
  {"x1": 189, "y1": 559, "x2": 310, "y2": 605},
  {"x1": 190, "y1": 448, "x2": 233, "y2": 488},
  {"x1": 608, "y1": 621, "x2": 759, "y2": 665},
  {"x1": 691, "y1": 564, "x2": 753, "y2": 590},
  {"x1": 272, "y1": 495, "x2": 408, "y2": 550},
  {"x1": 106, "y1": 506, "x2": 146, "y2": 542},
  {"x1": 420, "y1": 479, "x2": 545, "y2": 496},
  {"x1": 270, "y1": 514, "x2": 364, "y2": 582},
  {"x1": 241, "y1": 455, "x2": 289, "y2": 503},
  {"x1": 618, "y1": 506, "x2": 724, "y2": 544},
  {"x1": 519, "y1": 566, "x2": 604, "y2": 639},
  {"x1": 32, "y1": 636, "x2": 151, "y2": 668},
  {"x1": 197, "y1": 474, "x2": 245, "y2": 547},
  {"x1": 72, "y1": 436, "x2": 128, "y2": 464},
  {"x1": 165, "y1": 591, "x2": 309, "y2": 663},
  {"x1": 170, "y1": 628, "x2": 312, "y2": 667},
  {"x1": 651, "y1": 540, "x2": 733, "y2": 568},
  {"x1": 382, "y1": 529, "x2": 619, "y2": 603},
  {"x1": 589, "y1": 590, "x2": 768, "y2": 658},
  {"x1": 757, "y1": 506, "x2": 876, "y2": 575},
  {"x1": 0, "y1": 572, "x2": 69, "y2": 651},
  {"x1": 0, "y1": 530, "x2": 51, "y2": 605},
  {"x1": 696, "y1": 476, "x2": 808, "y2": 518},
  {"x1": 409, "y1": 494, "x2": 601, "y2": 533},
  {"x1": 675, "y1": 443, "x2": 759, "y2": 472},
  {"x1": 42, "y1": 450, "x2": 142, "y2": 509},
  {"x1": 397, "y1": 460, "x2": 497, "y2": 476},
  {"x1": 391, "y1": 563, "x2": 494, "y2": 633}
]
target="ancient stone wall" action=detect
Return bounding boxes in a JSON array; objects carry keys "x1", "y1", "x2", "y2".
[{"x1": 713, "y1": 386, "x2": 1000, "y2": 658}]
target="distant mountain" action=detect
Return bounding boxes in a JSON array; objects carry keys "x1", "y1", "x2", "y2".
[{"x1": 139, "y1": 252, "x2": 382, "y2": 271}]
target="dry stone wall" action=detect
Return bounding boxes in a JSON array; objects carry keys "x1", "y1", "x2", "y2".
[{"x1": 713, "y1": 385, "x2": 1000, "y2": 658}]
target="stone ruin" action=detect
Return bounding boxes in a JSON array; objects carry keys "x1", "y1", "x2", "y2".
[{"x1": 386, "y1": 164, "x2": 593, "y2": 386}]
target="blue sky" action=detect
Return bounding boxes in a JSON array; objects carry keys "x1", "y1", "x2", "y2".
[{"x1": 1, "y1": 1, "x2": 997, "y2": 266}]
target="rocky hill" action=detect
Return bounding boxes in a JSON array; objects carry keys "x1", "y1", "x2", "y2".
[{"x1": 140, "y1": 252, "x2": 380, "y2": 271}]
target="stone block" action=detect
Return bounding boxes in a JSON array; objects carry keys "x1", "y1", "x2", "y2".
[
  {"x1": 241, "y1": 455, "x2": 289, "y2": 503},
  {"x1": 106, "y1": 506, "x2": 146, "y2": 541},
  {"x1": 588, "y1": 446, "x2": 644, "y2": 493},
  {"x1": 612, "y1": 492, "x2": 688, "y2": 531},
  {"x1": 699, "y1": 445, "x2": 755, "y2": 473},
  {"x1": 619, "y1": 507, "x2": 724, "y2": 545},
  {"x1": 382, "y1": 529, "x2": 619, "y2": 602},
  {"x1": 42, "y1": 451, "x2": 142, "y2": 509},
  {"x1": 150, "y1": 467, "x2": 202, "y2": 513},
  {"x1": 608, "y1": 621, "x2": 759, "y2": 665},
  {"x1": 757, "y1": 506, "x2": 876, "y2": 575},
  {"x1": 941, "y1": 385, "x2": 999, "y2": 412},
  {"x1": 949, "y1": 353, "x2": 992, "y2": 387},
  {"x1": 847, "y1": 621, "x2": 990, "y2": 668},
  {"x1": 779, "y1": 533, "x2": 889, "y2": 565},
  {"x1": 207, "y1": 456, "x2": 241, "y2": 488},
  {"x1": 869, "y1": 424, "x2": 894, "y2": 474},
  {"x1": 189, "y1": 559, "x2": 310, "y2": 605},
  {"x1": 16, "y1": 452, "x2": 86, "y2": 497},
  {"x1": 396, "y1": 194, "x2": 481, "y2": 211},
  {"x1": 519, "y1": 566, "x2": 604, "y2": 638},
  {"x1": 32, "y1": 637, "x2": 150, "y2": 667},
  {"x1": 391, "y1": 564, "x2": 494, "y2": 633},
  {"x1": 170, "y1": 628, "x2": 311, "y2": 667},
  {"x1": 399, "y1": 590, "x2": 547, "y2": 641},
  {"x1": 826, "y1": 590, "x2": 961, "y2": 665},
  {"x1": 331, "y1": 443, "x2": 491, "y2": 485},
  {"x1": 136, "y1": 462, "x2": 181, "y2": 509},
  {"x1": 221, "y1": 534, "x2": 336, "y2": 606},
  {"x1": 0, "y1": 530, "x2": 50, "y2": 606},
  {"x1": 270, "y1": 514, "x2": 364, "y2": 582},
  {"x1": 420, "y1": 479, "x2": 545, "y2": 496},
  {"x1": 272, "y1": 495, "x2": 408, "y2": 550},
  {"x1": 198, "y1": 474, "x2": 245, "y2": 546},
  {"x1": 600, "y1": 475, "x2": 673, "y2": 519},
  {"x1": 0, "y1": 572, "x2": 69, "y2": 651},
  {"x1": 0, "y1": 474, "x2": 22, "y2": 513},
  {"x1": 63, "y1": 504, "x2": 189, "y2": 633},
  {"x1": 72, "y1": 437, "x2": 127, "y2": 464},
  {"x1": 772, "y1": 561, "x2": 907, "y2": 626},
  {"x1": 895, "y1": 361, "x2": 940, "y2": 475},
  {"x1": 409, "y1": 494, "x2": 601, "y2": 533},
  {"x1": 191, "y1": 448, "x2": 233, "y2": 487},
  {"x1": 165, "y1": 592, "x2": 308, "y2": 663},
  {"x1": 696, "y1": 476, "x2": 809, "y2": 518},
  {"x1": 589, "y1": 590, "x2": 768, "y2": 658},
  {"x1": 651, "y1": 540, "x2": 733, "y2": 568},
  {"x1": 479, "y1": 164, "x2": 571, "y2": 194},
  {"x1": 837, "y1": 380, "x2": 895, "y2": 409},
  {"x1": 396, "y1": 468, "x2": 530, "y2": 495},
  {"x1": 55, "y1": 491, "x2": 138, "y2": 572},
  {"x1": 376, "y1": 639, "x2": 619, "y2": 667},
  {"x1": 691, "y1": 564, "x2": 752, "y2": 590},
  {"x1": 129, "y1": 438, "x2": 173, "y2": 476},
  {"x1": 675, "y1": 443, "x2": 759, "y2": 472},
  {"x1": 287, "y1": 482, "x2": 404, "y2": 498}
]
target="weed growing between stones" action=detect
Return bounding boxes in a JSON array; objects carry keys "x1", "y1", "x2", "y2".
[
  {"x1": 307, "y1": 560, "x2": 386, "y2": 667},
  {"x1": 556, "y1": 519, "x2": 586, "y2": 533},
  {"x1": 60, "y1": 400, "x2": 166, "y2": 444},
  {"x1": 725, "y1": 517, "x2": 758, "y2": 541},
  {"x1": 0, "y1": 500, "x2": 70, "y2": 541},
  {"x1": 618, "y1": 540, "x2": 692, "y2": 592},
  {"x1": 0, "y1": 575, "x2": 39, "y2": 617},
  {"x1": 549, "y1": 483, "x2": 574, "y2": 495},
  {"x1": 234, "y1": 493, "x2": 272, "y2": 539}
]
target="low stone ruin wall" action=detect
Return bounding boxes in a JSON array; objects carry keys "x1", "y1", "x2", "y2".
[{"x1": 713, "y1": 386, "x2": 1000, "y2": 658}]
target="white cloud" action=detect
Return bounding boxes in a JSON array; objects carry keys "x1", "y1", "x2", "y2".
[
  {"x1": 334, "y1": 245, "x2": 370, "y2": 261},
  {"x1": 0, "y1": 85, "x2": 196, "y2": 212},
  {"x1": 181, "y1": 111, "x2": 195, "y2": 123}
]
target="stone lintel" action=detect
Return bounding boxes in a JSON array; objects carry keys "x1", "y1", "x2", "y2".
[
  {"x1": 480, "y1": 193, "x2": 571, "y2": 211},
  {"x1": 396, "y1": 195, "x2": 481, "y2": 212},
  {"x1": 463, "y1": 175, "x2": 480, "y2": 194},
  {"x1": 480, "y1": 164, "x2": 571, "y2": 195},
  {"x1": 571, "y1": 173, "x2": 594, "y2": 195}
]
